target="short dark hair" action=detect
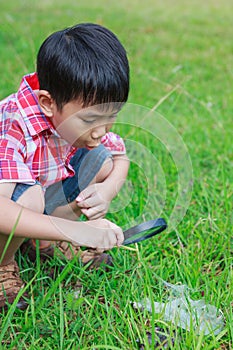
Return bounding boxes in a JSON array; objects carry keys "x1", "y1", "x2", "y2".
[{"x1": 37, "y1": 23, "x2": 129, "y2": 110}]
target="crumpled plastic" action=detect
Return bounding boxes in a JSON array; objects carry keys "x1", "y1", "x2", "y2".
[{"x1": 133, "y1": 281, "x2": 225, "y2": 335}]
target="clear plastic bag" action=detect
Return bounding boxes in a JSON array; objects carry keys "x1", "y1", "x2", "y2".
[{"x1": 133, "y1": 282, "x2": 224, "y2": 335}]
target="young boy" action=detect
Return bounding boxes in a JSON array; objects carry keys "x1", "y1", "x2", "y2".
[{"x1": 0, "y1": 23, "x2": 129, "y2": 309}]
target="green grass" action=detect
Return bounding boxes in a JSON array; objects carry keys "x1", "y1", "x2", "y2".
[{"x1": 0, "y1": 0, "x2": 232, "y2": 348}]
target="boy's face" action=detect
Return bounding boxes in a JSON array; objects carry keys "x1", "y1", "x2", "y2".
[{"x1": 40, "y1": 95, "x2": 119, "y2": 148}]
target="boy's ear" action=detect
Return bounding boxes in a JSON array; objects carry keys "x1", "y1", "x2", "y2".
[{"x1": 37, "y1": 90, "x2": 55, "y2": 117}]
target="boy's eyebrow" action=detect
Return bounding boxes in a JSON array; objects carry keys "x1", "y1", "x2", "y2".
[
  {"x1": 79, "y1": 111, "x2": 101, "y2": 117},
  {"x1": 78, "y1": 110, "x2": 118, "y2": 118}
]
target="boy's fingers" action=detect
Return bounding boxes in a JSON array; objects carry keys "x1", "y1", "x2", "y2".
[
  {"x1": 77, "y1": 197, "x2": 97, "y2": 208},
  {"x1": 76, "y1": 192, "x2": 89, "y2": 203},
  {"x1": 110, "y1": 223, "x2": 124, "y2": 246},
  {"x1": 76, "y1": 185, "x2": 96, "y2": 202},
  {"x1": 81, "y1": 208, "x2": 93, "y2": 219},
  {"x1": 88, "y1": 213, "x2": 105, "y2": 220},
  {"x1": 116, "y1": 229, "x2": 124, "y2": 246},
  {"x1": 77, "y1": 200, "x2": 89, "y2": 209},
  {"x1": 81, "y1": 206, "x2": 100, "y2": 217}
]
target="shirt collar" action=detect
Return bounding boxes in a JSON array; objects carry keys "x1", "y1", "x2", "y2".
[{"x1": 16, "y1": 72, "x2": 55, "y2": 136}]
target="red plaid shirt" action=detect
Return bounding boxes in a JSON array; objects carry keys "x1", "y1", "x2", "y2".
[{"x1": 0, "y1": 73, "x2": 126, "y2": 188}]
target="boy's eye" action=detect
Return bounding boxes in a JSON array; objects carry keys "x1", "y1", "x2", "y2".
[
  {"x1": 81, "y1": 114, "x2": 117, "y2": 124},
  {"x1": 82, "y1": 118, "x2": 96, "y2": 124}
]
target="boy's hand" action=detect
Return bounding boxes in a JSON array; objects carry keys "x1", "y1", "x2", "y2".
[
  {"x1": 76, "y1": 183, "x2": 113, "y2": 220},
  {"x1": 69, "y1": 218, "x2": 124, "y2": 250}
]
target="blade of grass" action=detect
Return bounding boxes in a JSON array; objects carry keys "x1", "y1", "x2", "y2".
[
  {"x1": 59, "y1": 283, "x2": 64, "y2": 350},
  {"x1": 0, "y1": 211, "x2": 22, "y2": 265}
]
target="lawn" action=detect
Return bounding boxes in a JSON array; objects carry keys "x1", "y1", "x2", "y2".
[{"x1": 0, "y1": 0, "x2": 232, "y2": 349}]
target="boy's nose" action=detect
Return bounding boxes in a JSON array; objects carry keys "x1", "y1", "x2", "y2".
[{"x1": 91, "y1": 125, "x2": 107, "y2": 140}]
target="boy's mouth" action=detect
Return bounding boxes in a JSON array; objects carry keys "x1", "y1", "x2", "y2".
[{"x1": 85, "y1": 144, "x2": 99, "y2": 150}]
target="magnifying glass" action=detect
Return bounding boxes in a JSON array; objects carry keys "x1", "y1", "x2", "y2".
[{"x1": 123, "y1": 218, "x2": 167, "y2": 245}]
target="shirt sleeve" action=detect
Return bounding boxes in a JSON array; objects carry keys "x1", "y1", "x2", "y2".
[
  {"x1": 101, "y1": 132, "x2": 126, "y2": 155},
  {"x1": 0, "y1": 137, "x2": 36, "y2": 185}
]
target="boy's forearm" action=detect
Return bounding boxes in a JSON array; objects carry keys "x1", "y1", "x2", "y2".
[
  {"x1": 0, "y1": 196, "x2": 124, "y2": 249},
  {"x1": 104, "y1": 154, "x2": 130, "y2": 199},
  {"x1": 0, "y1": 195, "x2": 76, "y2": 243}
]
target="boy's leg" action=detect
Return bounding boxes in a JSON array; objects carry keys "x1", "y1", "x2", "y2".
[
  {"x1": 51, "y1": 154, "x2": 113, "y2": 220},
  {"x1": 0, "y1": 184, "x2": 45, "y2": 265},
  {"x1": 0, "y1": 183, "x2": 44, "y2": 309},
  {"x1": 45, "y1": 144, "x2": 112, "y2": 219}
]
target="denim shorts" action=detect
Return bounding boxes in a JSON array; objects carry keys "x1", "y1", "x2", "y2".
[{"x1": 11, "y1": 144, "x2": 112, "y2": 214}]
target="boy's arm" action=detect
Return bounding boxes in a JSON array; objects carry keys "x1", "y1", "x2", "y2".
[
  {"x1": 76, "y1": 154, "x2": 130, "y2": 220},
  {"x1": 102, "y1": 154, "x2": 130, "y2": 198},
  {"x1": 0, "y1": 186, "x2": 124, "y2": 250}
]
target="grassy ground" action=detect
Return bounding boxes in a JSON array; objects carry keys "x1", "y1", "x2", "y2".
[{"x1": 0, "y1": 0, "x2": 232, "y2": 349}]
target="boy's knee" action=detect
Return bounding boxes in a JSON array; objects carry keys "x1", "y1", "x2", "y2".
[
  {"x1": 17, "y1": 184, "x2": 45, "y2": 214},
  {"x1": 96, "y1": 157, "x2": 113, "y2": 183}
]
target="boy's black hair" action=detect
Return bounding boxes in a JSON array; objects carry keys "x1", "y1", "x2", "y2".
[{"x1": 37, "y1": 23, "x2": 129, "y2": 110}]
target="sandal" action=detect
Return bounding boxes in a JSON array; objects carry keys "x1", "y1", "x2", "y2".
[
  {"x1": 20, "y1": 239, "x2": 54, "y2": 262},
  {"x1": 0, "y1": 261, "x2": 28, "y2": 310},
  {"x1": 79, "y1": 248, "x2": 113, "y2": 270}
]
